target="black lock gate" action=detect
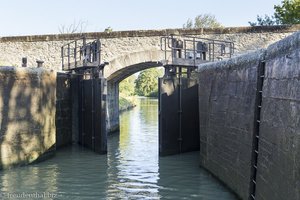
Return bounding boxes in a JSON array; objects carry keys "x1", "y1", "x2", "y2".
[
  {"x1": 78, "y1": 77, "x2": 107, "y2": 154},
  {"x1": 159, "y1": 76, "x2": 200, "y2": 156}
]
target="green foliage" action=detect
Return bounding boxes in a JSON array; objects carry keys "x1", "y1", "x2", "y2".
[
  {"x1": 134, "y1": 68, "x2": 164, "y2": 97},
  {"x1": 104, "y1": 26, "x2": 113, "y2": 33},
  {"x1": 249, "y1": 0, "x2": 300, "y2": 26},
  {"x1": 274, "y1": 0, "x2": 300, "y2": 24},
  {"x1": 119, "y1": 95, "x2": 137, "y2": 112},
  {"x1": 119, "y1": 75, "x2": 136, "y2": 96},
  {"x1": 119, "y1": 75, "x2": 137, "y2": 111},
  {"x1": 183, "y1": 14, "x2": 223, "y2": 29},
  {"x1": 248, "y1": 15, "x2": 280, "y2": 26}
]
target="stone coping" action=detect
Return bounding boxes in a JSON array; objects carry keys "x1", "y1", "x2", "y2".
[{"x1": 0, "y1": 25, "x2": 299, "y2": 42}]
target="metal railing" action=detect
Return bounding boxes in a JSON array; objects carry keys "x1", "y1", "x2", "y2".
[
  {"x1": 160, "y1": 35, "x2": 234, "y2": 66},
  {"x1": 61, "y1": 37, "x2": 102, "y2": 71}
]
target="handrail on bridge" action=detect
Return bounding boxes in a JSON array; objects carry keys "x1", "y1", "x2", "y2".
[
  {"x1": 61, "y1": 37, "x2": 103, "y2": 71},
  {"x1": 160, "y1": 34, "x2": 234, "y2": 66}
]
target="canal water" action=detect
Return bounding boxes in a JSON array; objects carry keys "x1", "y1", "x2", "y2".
[{"x1": 0, "y1": 98, "x2": 237, "y2": 200}]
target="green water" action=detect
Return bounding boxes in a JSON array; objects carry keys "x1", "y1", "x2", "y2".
[{"x1": 0, "y1": 98, "x2": 237, "y2": 200}]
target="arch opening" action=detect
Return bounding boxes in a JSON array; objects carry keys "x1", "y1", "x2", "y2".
[{"x1": 106, "y1": 60, "x2": 163, "y2": 133}]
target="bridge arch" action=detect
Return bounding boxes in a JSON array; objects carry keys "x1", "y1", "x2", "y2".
[
  {"x1": 105, "y1": 49, "x2": 165, "y2": 132},
  {"x1": 104, "y1": 49, "x2": 165, "y2": 81}
]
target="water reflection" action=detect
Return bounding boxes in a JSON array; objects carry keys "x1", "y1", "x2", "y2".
[
  {"x1": 0, "y1": 97, "x2": 237, "y2": 200},
  {"x1": 107, "y1": 97, "x2": 160, "y2": 199}
]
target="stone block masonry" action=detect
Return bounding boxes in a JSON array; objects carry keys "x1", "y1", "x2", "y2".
[
  {"x1": 0, "y1": 25, "x2": 299, "y2": 73},
  {"x1": 0, "y1": 67, "x2": 56, "y2": 169},
  {"x1": 198, "y1": 50, "x2": 265, "y2": 200},
  {"x1": 197, "y1": 31, "x2": 300, "y2": 200},
  {"x1": 256, "y1": 30, "x2": 300, "y2": 200},
  {"x1": 1, "y1": 26, "x2": 298, "y2": 134}
]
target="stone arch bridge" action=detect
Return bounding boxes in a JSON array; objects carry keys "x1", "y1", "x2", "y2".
[
  {"x1": 0, "y1": 26, "x2": 299, "y2": 200},
  {"x1": 0, "y1": 25, "x2": 299, "y2": 132}
]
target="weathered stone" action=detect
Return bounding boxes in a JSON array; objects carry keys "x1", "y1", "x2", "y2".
[
  {"x1": 197, "y1": 31, "x2": 300, "y2": 200},
  {"x1": 256, "y1": 31, "x2": 300, "y2": 200},
  {"x1": 0, "y1": 66, "x2": 56, "y2": 169},
  {"x1": 198, "y1": 50, "x2": 264, "y2": 199}
]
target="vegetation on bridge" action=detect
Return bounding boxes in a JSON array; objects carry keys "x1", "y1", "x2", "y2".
[{"x1": 183, "y1": 14, "x2": 223, "y2": 28}]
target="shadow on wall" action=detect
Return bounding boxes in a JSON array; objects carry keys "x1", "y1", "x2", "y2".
[
  {"x1": 198, "y1": 30, "x2": 300, "y2": 200},
  {"x1": 55, "y1": 73, "x2": 72, "y2": 148},
  {"x1": 0, "y1": 67, "x2": 56, "y2": 169}
]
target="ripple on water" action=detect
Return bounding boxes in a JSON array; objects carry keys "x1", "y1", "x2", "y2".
[{"x1": 0, "y1": 98, "x2": 237, "y2": 200}]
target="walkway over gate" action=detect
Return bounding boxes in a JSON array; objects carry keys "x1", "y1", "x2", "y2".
[
  {"x1": 60, "y1": 35, "x2": 234, "y2": 155},
  {"x1": 61, "y1": 38, "x2": 107, "y2": 154}
]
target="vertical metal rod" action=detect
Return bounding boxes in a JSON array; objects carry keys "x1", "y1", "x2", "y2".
[
  {"x1": 61, "y1": 46, "x2": 64, "y2": 70},
  {"x1": 74, "y1": 40, "x2": 77, "y2": 68},
  {"x1": 184, "y1": 40, "x2": 186, "y2": 59},
  {"x1": 81, "y1": 77, "x2": 85, "y2": 148},
  {"x1": 212, "y1": 41, "x2": 215, "y2": 61},
  {"x1": 98, "y1": 40, "x2": 101, "y2": 66},
  {"x1": 158, "y1": 77, "x2": 162, "y2": 154},
  {"x1": 83, "y1": 37, "x2": 87, "y2": 66},
  {"x1": 178, "y1": 66, "x2": 182, "y2": 153},
  {"x1": 209, "y1": 43, "x2": 211, "y2": 61},
  {"x1": 91, "y1": 78, "x2": 95, "y2": 150},
  {"x1": 171, "y1": 35, "x2": 174, "y2": 63},
  {"x1": 164, "y1": 37, "x2": 167, "y2": 61},
  {"x1": 67, "y1": 44, "x2": 70, "y2": 70},
  {"x1": 193, "y1": 38, "x2": 196, "y2": 67}
]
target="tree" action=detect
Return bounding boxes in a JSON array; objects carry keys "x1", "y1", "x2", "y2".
[
  {"x1": 248, "y1": 15, "x2": 280, "y2": 26},
  {"x1": 119, "y1": 75, "x2": 137, "y2": 111},
  {"x1": 119, "y1": 75, "x2": 136, "y2": 96},
  {"x1": 274, "y1": 0, "x2": 300, "y2": 24},
  {"x1": 183, "y1": 14, "x2": 223, "y2": 29},
  {"x1": 104, "y1": 26, "x2": 113, "y2": 33},
  {"x1": 249, "y1": 0, "x2": 300, "y2": 26},
  {"x1": 134, "y1": 68, "x2": 164, "y2": 97},
  {"x1": 58, "y1": 20, "x2": 88, "y2": 34}
]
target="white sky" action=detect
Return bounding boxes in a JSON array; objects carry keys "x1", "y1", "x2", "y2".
[{"x1": 0, "y1": 0, "x2": 282, "y2": 36}]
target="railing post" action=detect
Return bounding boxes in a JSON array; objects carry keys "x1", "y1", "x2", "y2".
[
  {"x1": 67, "y1": 43, "x2": 70, "y2": 69},
  {"x1": 193, "y1": 37, "x2": 196, "y2": 66},
  {"x1": 74, "y1": 40, "x2": 77, "y2": 68},
  {"x1": 61, "y1": 46, "x2": 64, "y2": 70}
]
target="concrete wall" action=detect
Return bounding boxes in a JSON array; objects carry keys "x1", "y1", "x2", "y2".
[
  {"x1": 197, "y1": 31, "x2": 300, "y2": 200},
  {"x1": 256, "y1": 30, "x2": 300, "y2": 200},
  {"x1": 56, "y1": 73, "x2": 72, "y2": 148},
  {"x1": 0, "y1": 67, "x2": 56, "y2": 169},
  {"x1": 198, "y1": 50, "x2": 264, "y2": 199}
]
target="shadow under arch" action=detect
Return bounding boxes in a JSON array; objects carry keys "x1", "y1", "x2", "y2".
[{"x1": 105, "y1": 50, "x2": 165, "y2": 133}]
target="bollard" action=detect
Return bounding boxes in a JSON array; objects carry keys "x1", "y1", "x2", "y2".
[
  {"x1": 22, "y1": 57, "x2": 27, "y2": 67},
  {"x1": 36, "y1": 60, "x2": 44, "y2": 68}
]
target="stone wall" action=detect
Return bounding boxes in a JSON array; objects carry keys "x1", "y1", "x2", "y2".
[
  {"x1": 107, "y1": 82, "x2": 119, "y2": 132},
  {"x1": 0, "y1": 25, "x2": 298, "y2": 77},
  {"x1": 56, "y1": 73, "x2": 72, "y2": 148},
  {"x1": 198, "y1": 50, "x2": 264, "y2": 200},
  {"x1": 1, "y1": 26, "x2": 298, "y2": 134},
  {"x1": 256, "y1": 30, "x2": 300, "y2": 200},
  {"x1": 197, "y1": 31, "x2": 300, "y2": 200},
  {"x1": 0, "y1": 67, "x2": 56, "y2": 169}
]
